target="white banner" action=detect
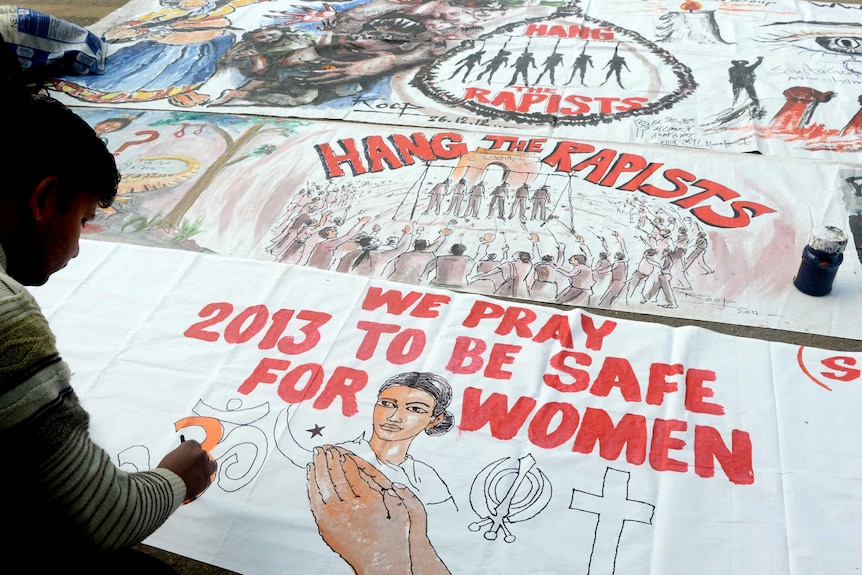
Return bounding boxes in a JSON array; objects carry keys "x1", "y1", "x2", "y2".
[
  {"x1": 48, "y1": 0, "x2": 862, "y2": 161},
  {"x1": 31, "y1": 239, "x2": 862, "y2": 575},
  {"x1": 74, "y1": 109, "x2": 862, "y2": 338}
]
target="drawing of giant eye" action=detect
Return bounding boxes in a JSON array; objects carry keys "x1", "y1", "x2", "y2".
[
  {"x1": 758, "y1": 21, "x2": 862, "y2": 60},
  {"x1": 815, "y1": 35, "x2": 862, "y2": 56}
]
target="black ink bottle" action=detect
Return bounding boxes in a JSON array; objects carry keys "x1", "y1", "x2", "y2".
[{"x1": 793, "y1": 225, "x2": 847, "y2": 297}]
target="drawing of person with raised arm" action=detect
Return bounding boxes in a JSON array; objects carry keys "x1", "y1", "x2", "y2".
[
  {"x1": 597, "y1": 231, "x2": 627, "y2": 307},
  {"x1": 669, "y1": 232, "x2": 692, "y2": 290},
  {"x1": 304, "y1": 216, "x2": 370, "y2": 270},
  {"x1": 489, "y1": 250, "x2": 532, "y2": 299},
  {"x1": 685, "y1": 231, "x2": 714, "y2": 275},
  {"x1": 383, "y1": 227, "x2": 452, "y2": 283},
  {"x1": 729, "y1": 56, "x2": 764, "y2": 108},
  {"x1": 420, "y1": 243, "x2": 474, "y2": 289},
  {"x1": 527, "y1": 235, "x2": 562, "y2": 299},
  {"x1": 643, "y1": 247, "x2": 678, "y2": 308},
  {"x1": 467, "y1": 236, "x2": 506, "y2": 294},
  {"x1": 527, "y1": 254, "x2": 557, "y2": 299},
  {"x1": 338, "y1": 224, "x2": 414, "y2": 276},
  {"x1": 627, "y1": 247, "x2": 659, "y2": 302},
  {"x1": 556, "y1": 252, "x2": 593, "y2": 306}
]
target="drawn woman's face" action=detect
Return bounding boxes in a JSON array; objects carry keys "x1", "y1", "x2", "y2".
[
  {"x1": 373, "y1": 385, "x2": 442, "y2": 442},
  {"x1": 94, "y1": 120, "x2": 126, "y2": 135}
]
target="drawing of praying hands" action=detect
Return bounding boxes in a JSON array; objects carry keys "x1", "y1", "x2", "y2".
[
  {"x1": 350, "y1": 450, "x2": 451, "y2": 575},
  {"x1": 307, "y1": 445, "x2": 450, "y2": 575},
  {"x1": 308, "y1": 445, "x2": 411, "y2": 574}
]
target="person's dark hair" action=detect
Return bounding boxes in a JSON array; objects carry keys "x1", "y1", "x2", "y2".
[
  {"x1": 0, "y1": 32, "x2": 26, "y2": 103},
  {"x1": 351, "y1": 235, "x2": 377, "y2": 270},
  {"x1": 379, "y1": 372, "x2": 454, "y2": 436},
  {"x1": 7, "y1": 94, "x2": 119, "y2": 210},
  {"x1": 517, "y1": 251, "x2": 532, "y2": 263},
  {"x1": 541, "y1": 254, "x2": 553, "y2": 262},
  {"x1": 318, "y1": 226, "x2": 338, "y2": 238},
  {"x1": 450, "y1": 243, "x2": 466, "y2": 255},
  {"x1": 414, "y1": 239, "x2": 429, "y2": 250}
]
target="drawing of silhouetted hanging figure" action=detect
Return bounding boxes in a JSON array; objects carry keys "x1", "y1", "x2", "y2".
[
  {"x1": 535, "y1": 39, "x2": 564, "y2": 85},
  {"x1": 477, "y1": 45, "x2": 512, "y2": 83},
  {"x1": 449, "y1": 44, "x2": 486, "y2": 82},
  {"x1": 729, "y1": 56, "x2": 764, "y2": 108},
  {"x1": 567, "y1": 43, "x2": 593, "y2": 86},
  {"x1": 508, "y1": 46, "x2": 537, "y2": 87},
  {"x1": 600, "y1": 44, "x2": 630, "y2": 89}
]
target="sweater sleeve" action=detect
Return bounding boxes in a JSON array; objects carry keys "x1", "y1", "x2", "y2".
[{"x1": 0, "y1": 274, "x2": 187, "y2": 552}]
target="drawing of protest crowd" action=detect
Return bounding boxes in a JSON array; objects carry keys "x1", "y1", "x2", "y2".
[{"x1": 265, "y1": 173, "x2": 716, "y2": 312}]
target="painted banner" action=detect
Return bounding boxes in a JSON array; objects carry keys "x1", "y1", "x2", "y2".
[
  {"x1": 74, "y1": 107, "x2": 862, "y2": 338},
  {"x1": 31, "y1": 239, "x2": 862, "y2": 575},
  {"x1": 48, "y1": 0, "x2": 862, "y2": 160}
]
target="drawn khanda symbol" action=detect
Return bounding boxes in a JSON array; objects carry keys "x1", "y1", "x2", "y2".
[{"x1": 468, "y1": 454, "x2": 552, "y2": 542}]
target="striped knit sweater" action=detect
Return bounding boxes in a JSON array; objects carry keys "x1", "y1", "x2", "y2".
[{"x1": 0, "y1": 245, "x2": 186, "y2": 562}]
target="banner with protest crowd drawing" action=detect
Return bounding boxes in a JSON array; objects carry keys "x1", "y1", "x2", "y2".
[
  {"x1": 49, "y1": 0, "x2": 862, "y2": 160},
  {"x1": 31, "y1": 240, "x2": 862, "y2": 575},
  {"x1": 74, "y1": 107, "x2": 862, "y2": 338}
]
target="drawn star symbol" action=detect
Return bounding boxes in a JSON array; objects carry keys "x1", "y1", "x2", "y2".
[{"x1": 307, "y1": 424, "x2": 325, "y2": 438}]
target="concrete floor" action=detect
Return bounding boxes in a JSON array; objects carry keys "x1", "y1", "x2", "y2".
[{"x1": 10, "y1": 0, "x2": 862, "y2": 572}]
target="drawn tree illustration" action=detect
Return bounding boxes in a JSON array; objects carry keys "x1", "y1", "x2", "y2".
[{"x1": 147, "y1": 112, "x2": 308, "y2": 232}]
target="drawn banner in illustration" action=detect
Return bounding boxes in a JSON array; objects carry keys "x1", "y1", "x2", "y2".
[
  {"x1": 74, "y1": 108, "x2": 862, "y2": 338},
  {"x1": 48, "y1": 0, "x2": 862, "y2": 159},
  {"x1": 31, "y1": 240, "x2": 862, "y2": 575}
]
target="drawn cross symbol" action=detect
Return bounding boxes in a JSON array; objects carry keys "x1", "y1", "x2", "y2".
[{"x1": 569, "y1": 468, "x2": 654, "y2": 575}]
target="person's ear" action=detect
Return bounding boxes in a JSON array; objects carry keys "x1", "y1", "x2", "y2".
[
  {"x1": 425, "y1": 413, "x2": 444, "y2": 431},
  {"x1": 28, "y1": 176, "x2": 61, "y2": 222}
]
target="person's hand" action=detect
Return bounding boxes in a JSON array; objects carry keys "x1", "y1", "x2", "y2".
[
  {"x1": 359, "y1": 216, "x2": 371, "y2": 223},
  {"x1": 441, "y1": 227, "x2": 453, "y2": 236},
  {"x1": 157, "y1": 439, "x2": 216, "y2": 503},
  {"x1": 403, "y1": 224, "x2": 413, "y2": 234},
  {"x1": 348, "y1": 453, "x2": 451, "y2": 575},
  {"x1": 308, "y1": 445, "x2": 412, "y2": 575}
]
